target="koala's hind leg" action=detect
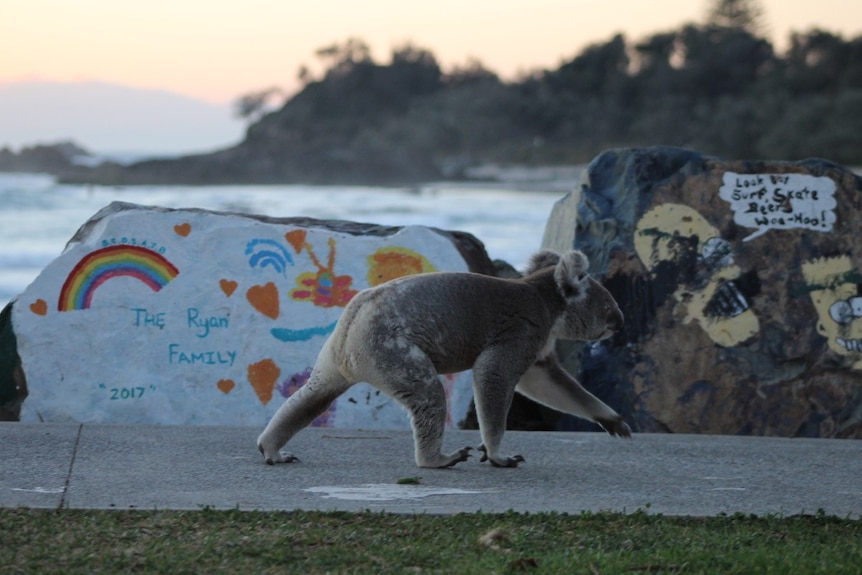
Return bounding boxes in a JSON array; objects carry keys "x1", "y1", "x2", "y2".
[
  {"x1": 516, "y1": 355, "x2": 632, "y2": 438},
  {"x1": 376, "y1": 358, "x2": 472, "y2": 469},
  {"x1": 257, "y1": 340, "x2": 352, "y2": 464}
]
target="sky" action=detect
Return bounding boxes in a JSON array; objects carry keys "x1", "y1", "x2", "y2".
[{"x1": 2, "y1": 0, "x2": 861, "y2": 106}]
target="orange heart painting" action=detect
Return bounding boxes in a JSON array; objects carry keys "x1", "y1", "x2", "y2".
[
  {"x1": 247, "y1": 359, "x2": 281, "y2": 405},
  {"x1": 246, "y1": 282, "x2": 280, "y2": 319},
  {"x1": 173, "y1": 222, "x2": 192, "y2": 237},
  {"x1": 29, "y1": 299, "x2": 48, "y2": 316},
  {"x1": 285, "y1": 229, "x2": 307, "y2": 254},
  {"x1": 217, "y1": 379, "x2": 236, "y2": 394},
  {"x1": 219, "y1": 279, "x2": 238, "y2": 297}
]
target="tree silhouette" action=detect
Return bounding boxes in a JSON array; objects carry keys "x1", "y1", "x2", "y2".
[
  {"x1": 706, "y1": 0, "x2": 766, "y2": 34},
  {"x1": 315, "y1": 38, "x2": 373, "y2": 77},
  {"x1": 233, "y1": 87, "x2": 284, "y2": 122}
]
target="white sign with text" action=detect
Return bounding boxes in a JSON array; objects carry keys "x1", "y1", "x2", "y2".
[{"x1": 718, "y1": 172, "x2": 837, "y2": 241}]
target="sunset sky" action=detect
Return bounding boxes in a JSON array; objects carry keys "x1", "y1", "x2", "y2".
[{"x1": 2, "y1": 0, "x2": 861, "y2": 105}]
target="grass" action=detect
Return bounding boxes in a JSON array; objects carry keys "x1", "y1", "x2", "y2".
[{"x1": 1, "y1": 508, "x2": 859, "y2": 574}]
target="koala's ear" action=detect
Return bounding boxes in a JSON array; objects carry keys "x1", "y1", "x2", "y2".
[
  {"x1": 524, "y1": 249, "x2": 562, "y2": 276},
  {"x1": 554, "y1": 251, "x2": 590, "y2": 299}
]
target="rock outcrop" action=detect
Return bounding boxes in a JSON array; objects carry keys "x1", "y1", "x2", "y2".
[
  {"x1": 1, "y1": 202, "x2": 495, "y2": 427},
  {"x1": 0, "y1": 141, "x2": 90, "y2": 174},
  {"x1": 543, "y1": 146, "x2": 862, "y2": 438}
]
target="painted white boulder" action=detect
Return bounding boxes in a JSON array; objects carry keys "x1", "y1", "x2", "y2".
[{"x1": 9, "y1": 202, "x2": 495, "y2": 428}]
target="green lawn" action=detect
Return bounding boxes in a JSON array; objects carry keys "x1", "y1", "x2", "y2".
[{"x1": 2, "y1": 508, "x2": 859, "y2": 574}]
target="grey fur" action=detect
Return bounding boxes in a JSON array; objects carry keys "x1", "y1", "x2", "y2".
[{"x1": 257, "y1": 249, "x2": 630, "y2": 469}]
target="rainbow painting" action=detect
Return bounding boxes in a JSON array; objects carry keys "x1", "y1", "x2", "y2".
[{"x1": 58, "y1": 245, "x2": 180, "y2": 311}]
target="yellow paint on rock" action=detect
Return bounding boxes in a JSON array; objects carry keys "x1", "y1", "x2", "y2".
[
  {"x1": 802, "y1": 256, "x2": 862, "y2": 369},
  {"x1": 634, "y1": 203, "x2": 759, "y2": 347}
]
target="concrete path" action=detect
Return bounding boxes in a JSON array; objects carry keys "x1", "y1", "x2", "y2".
[{"x1": 1, "y1": 423, "x2": 860, "y2": 517}]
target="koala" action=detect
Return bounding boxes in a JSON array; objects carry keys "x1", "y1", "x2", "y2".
[{"x1": 257, "y1": 249, "x2": 630, "y2": 469}]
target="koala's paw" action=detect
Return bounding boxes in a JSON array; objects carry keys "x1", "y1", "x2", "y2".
[
  {"x1": 419, "y1": 447, "x2": 472, "y2": 468},
  {"x1": 596, "y1": 417, "x2": 632, "y2": 439},
  {"x1": 491, "y1": 454, "x2": 525, "y2": 468},
  {"x1": 258, "y1": 443, "x2": 299, "y2": 465},
  {"x1": 442, "y1": 446, "x2": 473, "y2": 468},
  {"x1": 269, "y1": 453, "x2": 300, "y2": 465},
  {"x1": 478, "y1": 444, "x2": 525, "y2": 468}
]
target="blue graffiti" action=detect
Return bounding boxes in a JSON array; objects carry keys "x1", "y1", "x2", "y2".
[
  {"x1": 271, "y1": 321, "x2": 338, "y2": 342},
  {"x1": 245, "y1": 239, "x2": 294, "y2": 275}
]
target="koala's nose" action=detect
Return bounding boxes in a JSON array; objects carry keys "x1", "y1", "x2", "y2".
[{"x1": 607, "y1": 308, "x2": 624, "y2": 333}]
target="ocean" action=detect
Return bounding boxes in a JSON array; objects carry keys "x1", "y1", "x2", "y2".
[{"x1": 0, "y1": 172, "x2": 572, "y2": 310}]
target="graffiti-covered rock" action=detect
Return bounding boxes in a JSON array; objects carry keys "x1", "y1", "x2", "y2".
[
  {"x1": 542, "y1": 146, "x2": 862, "y2": 438},
  {"x1": 3, "y1": 201, "x2": 495, "y2": 427}
]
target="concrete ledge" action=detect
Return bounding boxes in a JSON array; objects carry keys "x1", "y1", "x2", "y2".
[{"x1": 1, "y1": 423, "x2": 860, "y2": 517}]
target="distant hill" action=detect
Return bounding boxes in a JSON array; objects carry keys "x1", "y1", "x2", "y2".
[
  {"x1": 7, "y1": 23, "x2": 862, "y2": 186},
  {"x1": 0, "y1": 80, "x2": 244, "y2": 155}
]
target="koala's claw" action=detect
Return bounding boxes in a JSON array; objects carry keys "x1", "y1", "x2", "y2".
[
  {"x1": 443, "y1": 446, "x2": 473, "y2": 468},
  {"x1": 596, "y1": 417, "x2": 632, "y2": 438},
  {"x1": 478, "y1": 444, "x2": 525, "y2": 468}
]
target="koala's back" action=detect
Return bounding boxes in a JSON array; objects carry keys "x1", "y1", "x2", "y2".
[
  {"x1": 332, "y1": 271, "x2": 554, "y2": 376},
  {"x1": 375, "y1": 271, "x2": 546, "y2": 330}
]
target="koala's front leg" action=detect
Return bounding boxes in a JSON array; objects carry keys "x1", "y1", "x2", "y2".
[
  {"x1": 515, "y1": 355, "x2": 632, "y2": 438},
  {"x1": 472, "y1": 351, "x2": 526, "y2": 468}
]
